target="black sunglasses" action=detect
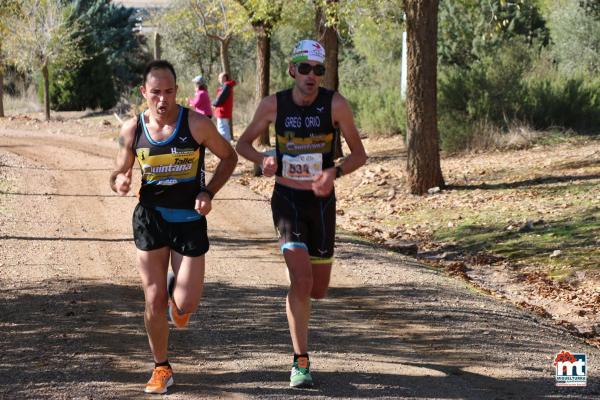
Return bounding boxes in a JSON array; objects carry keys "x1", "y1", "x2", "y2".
[{"x1": 296, "y1": 63, "x2": 326, "y2": 76}]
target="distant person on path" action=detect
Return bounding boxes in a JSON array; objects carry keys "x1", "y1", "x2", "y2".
[
  {"x1": 212, "y1": 72, "x2": 236, "y2": 142},
  {"x1": 110, "y1": 60, "x2": 237, "y2": 394},
  {"x1": 188, "y1": 75, "x2": 213, "y2": 118},
  {"x1": 236, "y1": 39, "x2": 367, "y2": 388}
]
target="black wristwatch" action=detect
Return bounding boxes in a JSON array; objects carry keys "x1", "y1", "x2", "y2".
[
  {"x1": 335, "y1": 166, "x2": 343, "y2": 179},
  {"x1": 201, "y1": 188, "x2": 215, "y2": 200}
]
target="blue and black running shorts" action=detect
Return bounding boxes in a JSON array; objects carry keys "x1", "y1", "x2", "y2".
[
  {"x1": 132, "y1": 203, "x2": 209, "y2": 257},
  {"x1": 271, "y1": 183, "x2": 336, "y2": 261}
]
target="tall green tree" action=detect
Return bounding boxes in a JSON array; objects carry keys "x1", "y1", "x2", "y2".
[
  {"x1": 548, "y1": 0, "x2": 600, "y2": 74},
  {"x1": 315, "y1": 0, "x2": 339, "y2": 92},
  {"x1": 236, "y1": 0, "x2": 283, "y2": 145},
  {"x1": 438, "y1": 0, "x2": 548, "y2": 68},
  {"x1": 49, "y1": 0, "x2": 149, "y2": 111},
  {"x1": 157, "y1": 1, "x2": 219, "y2": 78},
  {"x1": 189, "y1": 0, "x2": 248, "y2": 77},
  {"x1": 4, "y1": 0, "x2": 82, "y2": 120},
  {"x1": 405, "y1": 0, "x2": 444, "y2": 194},
  {"x1": 0, "y1": 0, "x2": 22, "y2": 117},
  {"x1": 336, "y1": 0, "x2": 405, "y2": 136},
  {"x1": 315, "y1": 0, "x2": 343, "y2": 157}
]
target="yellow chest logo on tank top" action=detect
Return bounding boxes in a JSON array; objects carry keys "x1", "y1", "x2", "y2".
[
  {"x1": 277, "y1": 131, "x2": 333, "y2": 155},
  {"x1": 136, "y1": 147, "x2": 200, "y2": 185}
]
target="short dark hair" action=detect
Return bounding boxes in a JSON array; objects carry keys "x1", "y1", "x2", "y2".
[{"x1": 143, "y1": 60, "x2": 177, "y2": 84}]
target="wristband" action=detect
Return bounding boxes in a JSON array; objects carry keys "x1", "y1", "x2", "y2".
[
  {"x1": 201, "y1": 188, "x2": 214, "y2": 200},
  {"x1": 335, "y1": 166, "x2": 343, "y2": 179}
]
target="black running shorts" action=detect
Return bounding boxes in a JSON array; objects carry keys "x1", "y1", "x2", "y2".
[
  {"x1": 271, "y1": 183, "x2": 336, "y2": 260},
  {"x1": 132, "y1": 203, "x2": 209, "y2": 257}
]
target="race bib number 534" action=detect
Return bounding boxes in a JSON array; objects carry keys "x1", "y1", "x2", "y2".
[{"x1": 282, "y1": 153, "x2": 322, "y2": 180}]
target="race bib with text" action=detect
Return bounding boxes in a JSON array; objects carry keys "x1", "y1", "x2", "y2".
[{"x1": 282, "y1": 153, "x2": 323, "y2": 180}]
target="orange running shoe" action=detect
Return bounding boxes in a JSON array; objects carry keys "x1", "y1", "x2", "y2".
[
  {"x1": 144, "y1": 365, "x2": 174, "y2": 394},
  {"x1": 168, "y1": 300, "x2": 191, "y2": 328},
  {"x1": 167, "y1": 272, "x2": 191, "y2": 328}
]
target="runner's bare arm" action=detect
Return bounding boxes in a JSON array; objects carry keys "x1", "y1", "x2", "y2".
[
  {"x1": 332, "y1": 92, "x2": 368, "y2": 175},
  {"x1": 109, "y1": 118, "x2": 137, "y2": 195},
  {"x1": 189, "y1": 112, "x2": 237, "y2": 201},
  {"x1": 311, "y1": 93, "x2": 367, "y2": 196},
  {"x1": 235, "y1": 95, "x2": 278, "y2": 176}
]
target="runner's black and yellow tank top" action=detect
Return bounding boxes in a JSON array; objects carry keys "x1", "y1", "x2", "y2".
[
  {"x1": 274, "y1": 87, "x2": 337, "y2": 180},
  {"x1": 133, "y1": 106, "x2": 206, "y2": 214}
]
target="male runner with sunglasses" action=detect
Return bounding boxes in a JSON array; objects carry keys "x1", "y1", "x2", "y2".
[{"x1": 236, "y1": 39, "x2": 367, "y2": 388}]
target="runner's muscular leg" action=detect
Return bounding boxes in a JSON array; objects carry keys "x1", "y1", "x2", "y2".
[
  {"x1": 311, "y1": 263, "x2": 332, "y2": 299},
  {"x1": 170, "y1": 251, "x2": 205, "y2": 314},
  {"x1": 137, "y1": 247, "x2": 171, "y2": 363},
  {"x1": 284, "y1": 248, "x2": 313, "y2": 355}
]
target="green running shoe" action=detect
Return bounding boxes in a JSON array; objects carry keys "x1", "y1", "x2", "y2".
[{"x1": 290, "y1": 356, "x2": 313, "y2": 388}]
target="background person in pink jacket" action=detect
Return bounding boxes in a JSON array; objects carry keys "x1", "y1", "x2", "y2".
[
  {"x1": 188, "y1": 75, "x2": 213, "y2": 118},
  {"x1": 212, "y1": 72, "x2": 236, "y2": 142}
]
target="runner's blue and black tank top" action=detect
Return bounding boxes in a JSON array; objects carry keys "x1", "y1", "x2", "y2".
[
  {"x1": 274, "y1": 87, "x2": 337, "y2": 177},
  {"x1": 133, "y1": 106, "x2": 206, "y2": 222}
]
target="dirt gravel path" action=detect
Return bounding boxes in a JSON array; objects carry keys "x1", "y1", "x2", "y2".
[{"x1": 1, "y1": 127, "x2": 599, "y2": 399}]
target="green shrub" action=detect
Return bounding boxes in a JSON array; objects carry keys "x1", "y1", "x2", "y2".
[
  {"x1": 436, "y1": 0, "x2": 553, "y2": 151},
  {"x1": 439, "y1": 0, "x2": 549, "y2": 68},
  {"x1": 48, "y1": 55, "x2": 117, "y2": 111},
  {"x1": 343, "y1": 85, "x2": 405, "y2": 136},
  {"x1": 438, "y1": 111, "x2": 476, "y2": 153},
  {"x1": 547, "y1": 1, "x2": 600, "y2": 74},
  {"x1": 338, "y1": 51, "x2": 405, "y2": 137},
  {"x1": 440, "y1": 41, "x2": 531, "y2": 126},
  {"x1": 523, "y1": 74, "x2": 600, "y2": 131},
  {"x1": 45, "y1": 0, "x2": 149, "y2": 111}
]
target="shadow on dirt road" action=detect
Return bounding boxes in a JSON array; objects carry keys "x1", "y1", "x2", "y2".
[
  {"x1": 2, "y1": 273, "x2": 598, "y2": 399},
  {"x1": 1, "y1": 128, "x2": 598, "y2": 399}
]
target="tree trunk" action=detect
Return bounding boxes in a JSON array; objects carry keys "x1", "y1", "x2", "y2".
[
  {"x1": 208, "y1": 40, "x2": 215, "y2": 77},
  {"x1": 42, "y1": 61, "x2": 50, "y2": 121},
  {"x1": 405, "y1": 0, "x2": 444, "y2": 195},
  {"x1": 0, "y1": 68, "x2": 4, "y2": 118},
  {"x1": 219, "y1": 37, "x2": 231, "y2": 78},
  {"x1": 255, "y1": 23, "x2": 271, "y2": 146},
  {"x1": 316, "y1": 12, "x2": 339, "y2": 91},
  {"x1": 0, "y1": 43, "x2": 4, "y2": 118},
  {"x1": 153, "y1": 32, "x2": 162, "y2": 60},
  {"x1": 316, "y1": 0, "x2": 343, "y2": 159}
]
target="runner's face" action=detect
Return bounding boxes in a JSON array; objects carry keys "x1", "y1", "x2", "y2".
[
  {"x1": 141, "y1": 68, "x2": 178, "y2": 116},
  {"x1": 292, "y1": 61, "x2": 323, "y2": 96}
]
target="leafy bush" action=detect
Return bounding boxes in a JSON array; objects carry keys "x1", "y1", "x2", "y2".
[
  {"x1": 437, "y1": 0, "x2": 550, "y2": 151},
  {"x1": 338, "y1": 39, "x2": 405, "y2": 137},
  {"x1": 523, "y1": 73, "x2": 600, "y2": 131},
  {"x1": 439, "y1": 0, "x2": 549, "y2": 68},
  {"x1": 438, "y1": 41, "x2": 532, "y2": 132},
  {"x1": 547, "y1": 0, "x2": 600, "y2": 74},
  {"x1": 439, "y1": 46, "x2": 600, "y2": 151},
  {"x1": 580, "y1": 0, "x2": 600, "y2": 20},
  {"x1": 48, "y1": 0, "x2": 149, "y2": 111},
  {"x1": 343, "y1": 85, "x2": 405, "y2": 136},
  {"x1": 438, "y1": 112, "x2": 476, "y2": 153},
  {"x1": 48, "y1": 54, "x2": 117, "y2": 111}
]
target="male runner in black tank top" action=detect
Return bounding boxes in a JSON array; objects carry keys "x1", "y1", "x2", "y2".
[
  {"x1": 110, "y1": 60, "x2": 237, "y2": 394},
  {"x1": 236, "y1": 39, "x2": 367, "y2": 388}
]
